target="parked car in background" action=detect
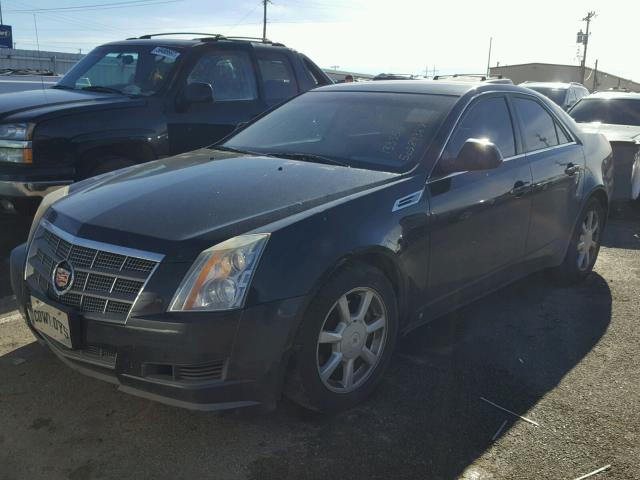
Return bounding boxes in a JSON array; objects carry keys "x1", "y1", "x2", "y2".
[
  {"x1": 569, "y1": 91, "x2": 640, "y2": 204},
  {"x1": 521, "y1": 82, "x2": 589, "y2": 111},
  {"x1": 434, "y1": 74, "x2": 513, "y2": 84},
  {"x1": 372, "y1": 73, "x2": 425, "y2": 80},
  {"x1": 0, "y1": 33, "x2": 331, "y2": 215},
  {"x1": 10, "y1": 80, "x2": 612, "y2": 413}
]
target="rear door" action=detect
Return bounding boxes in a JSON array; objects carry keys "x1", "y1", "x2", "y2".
[
  {"x1": 426, "y1": 94, "x2": 533, "y2": 304},
  {"x1": 166, "y1": 46, "x2": 265, "y2": 155},
  {"x1": 511, "y1": 95, "x2": 584, "y2": 260}
]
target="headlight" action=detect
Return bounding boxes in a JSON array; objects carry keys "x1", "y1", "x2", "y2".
[
  {"x1": 0, "y1": 123, "x2": 34, "y2": 164},
  {"x1": 0, "y1": 123, "x2": 33, "y2": 140},
  {"x1": 27, "y1": 186, "x2": 70, "y2": 244},
  {"x1": 169, "y1": 234, "x2": 269, "y2": 312}
]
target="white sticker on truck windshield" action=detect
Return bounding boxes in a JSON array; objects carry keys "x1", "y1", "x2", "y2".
[{"x1": 151, "y1": 46, "x2": 180, "y2": 60}]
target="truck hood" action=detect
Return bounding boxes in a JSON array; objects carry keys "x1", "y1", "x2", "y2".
[
  {"x1": 577, "y1": 122, "x2": 640, "y2": 143},
  {"x1": 50, "y1": 149, "x2": 398, "y2": 261},
  {"x1": 0, "y1": 87, "x2": 140, "y2": 122}
]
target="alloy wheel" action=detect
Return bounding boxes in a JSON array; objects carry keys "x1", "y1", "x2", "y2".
[
  {"x1": 577, "y1": 208, "x2": 600, "y2": 271},
  {"x1": 316, "y1": 287, "x2": 388, "y2": 393}
]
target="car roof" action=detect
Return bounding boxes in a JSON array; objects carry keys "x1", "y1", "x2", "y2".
[
  {"x1": 586, "y1": 91, "x2": 640, "y2": 100},
  {"x1": 521, "y1": 82, "x2": 573, "y2": 90},
  {"x1": 314, "y1": 80, "x2": 535, "y2": 97}
]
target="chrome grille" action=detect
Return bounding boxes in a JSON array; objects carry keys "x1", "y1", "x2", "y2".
[{"x1": 26, "y1": 221, "x2": 162, "y2": 321}]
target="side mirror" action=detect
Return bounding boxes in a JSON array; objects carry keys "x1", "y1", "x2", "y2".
[
  {"x1": 183, "y1": 82, "x2": 214, "y2": 104},
  {"x1": 454, "y1": 138, "x2": 503, "y2": 172}
]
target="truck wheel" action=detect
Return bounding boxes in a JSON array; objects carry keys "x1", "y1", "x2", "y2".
[
  {"x1": 551, "y1": 197, "x2": 605, "y2": 284},
  {"x1": 285, "y1": 263, "x2": 398, "y2": 412},
  {"x1": 86, "y1": 157, "x2": 135, "y2": 178}
]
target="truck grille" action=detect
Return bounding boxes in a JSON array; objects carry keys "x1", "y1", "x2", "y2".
[{"x1": 25, "y1": 220, "x2": 163, "y2": 322}]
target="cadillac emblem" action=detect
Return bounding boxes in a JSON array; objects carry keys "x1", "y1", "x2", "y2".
[{"x1": 52, "y1": 260, "x2": 75, "y2": 295}]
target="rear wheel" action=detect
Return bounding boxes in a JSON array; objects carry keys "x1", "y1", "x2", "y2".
[
  {"x1": 285, "y1": 264, "x2": 398, "y2": 412},
  {"x1": 552, "y1": 197, "x2": 605, "y2": 284}
]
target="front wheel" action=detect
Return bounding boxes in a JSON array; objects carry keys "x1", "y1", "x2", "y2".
[
  {"x1": 551, "y1": 198, "x2": 605, "y2": 284},
  {"x1": 285, "y1": 264, "x2": 398, "y2": 412}
]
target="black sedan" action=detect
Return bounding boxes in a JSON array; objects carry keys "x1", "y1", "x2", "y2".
[{"x1": 10, "y1": 81, "x2": 613, "y2": 412}]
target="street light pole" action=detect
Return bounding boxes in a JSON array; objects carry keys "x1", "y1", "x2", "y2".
[{"x1": 486, "y1": 37, "x2": 493, "y2": 78}]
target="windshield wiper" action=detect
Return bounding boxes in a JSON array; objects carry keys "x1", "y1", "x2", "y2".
[
  {"x1": 212, "y1": 145, "x2": 261, "y2": 156},
  {"x1": 51, "y1": 84, "x2": 73, "y2": 90},
  {"x1": 263, "y1": 152, "x2": 348, "y2": 167},
  {"x1": 81, "y1": 85, "x2": 123, "y2": 94}
]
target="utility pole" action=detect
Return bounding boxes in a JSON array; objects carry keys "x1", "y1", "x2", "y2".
[
  {"x1": 262, "y1": 0, "x2": 271, "y2": 42},
  {"x1": 486, "y1": 37, "x2": 493, "y2": 77},
  {"x1": 1, "y1": 0, "x2": 4, "y2": 25},
  {"x1": 579, "y1": 11, "x2": 596, "y2": 84}
]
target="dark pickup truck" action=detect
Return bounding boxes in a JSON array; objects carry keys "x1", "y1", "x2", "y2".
[{"x1": 0, "y1": 33, "x2": 331, "y2": 214}]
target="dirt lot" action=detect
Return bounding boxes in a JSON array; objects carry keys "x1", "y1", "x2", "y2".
[{"x1": 0, "y1": 212, "x2": 639, "y2": 480}]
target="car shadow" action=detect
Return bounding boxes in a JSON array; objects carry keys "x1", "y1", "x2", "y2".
[
  {"x1": 0, "y1": 271, "x2": 612, "y2": 480},
  {"x1": 601, "y1": 216, "x2": 640, "y2": 250}
]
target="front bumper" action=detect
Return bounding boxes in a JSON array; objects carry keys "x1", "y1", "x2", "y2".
[
  {"x1": 0, "y1": 164, "x2": 73, "y2": 213},
  {"x1": 10, "y1": 243, "x2": 309, "y2": 412}
]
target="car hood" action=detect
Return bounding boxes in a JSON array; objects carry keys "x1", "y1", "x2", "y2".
[
  {"x1": 0, "y1": 87, "x2": 140, "y2": 122},
  {"x1": 50, "y1": 149, "x2": 398, "y2": 261},
  {"x1": 577, "y1": 122, "x2": 640, "y2": 143}
]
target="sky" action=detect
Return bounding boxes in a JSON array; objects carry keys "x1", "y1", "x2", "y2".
[{"x1": 1, "y1": 0, "x2": 638, "y2": 81}]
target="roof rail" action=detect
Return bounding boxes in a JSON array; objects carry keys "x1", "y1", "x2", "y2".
[
  {"x1": 128, "y1": 33, "x2": 285, "y2": 46},
  {"x1": 130, "y1": 32, "x2": 224, "y2": 40}
]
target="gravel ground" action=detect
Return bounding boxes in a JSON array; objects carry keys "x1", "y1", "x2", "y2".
[{"x1": 0, "y1": 213, "x2": 638, "y2": 480}]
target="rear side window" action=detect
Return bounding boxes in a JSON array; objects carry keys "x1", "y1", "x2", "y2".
[
  {"x1": 442, "y1": 96, "x2": 516, "y2": 162},
  {"x1": 302, "y1": 56, "x2": 328, "y2": 86},
  {"x1": 256, "y1": 52, "x2": 299, "y2": 106},
  {"x1": 513, "y1": 98, "x2": 560, "y2": 151},
  {"x1": 187, "y1": 50, "x2": 257, "y2": 101}
]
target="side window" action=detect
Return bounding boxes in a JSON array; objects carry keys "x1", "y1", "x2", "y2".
[
  {"x1": 187, "y1": 50, "x2": 257, "y2": 101},
  {"x1": 256, "y1": 52, "x2": 298, "y2": 106},
  {"x1": 302, "y1": 56, "x2": 328, "y2": 86},
  {"x1": 442, "y1": 96, "x2": 516, "y2": 163},
  {"x1": 513, "y1": 97, "x2": 559, "y2": 151}
]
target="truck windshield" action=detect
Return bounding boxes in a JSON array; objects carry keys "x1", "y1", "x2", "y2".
[
  {"x1": 570, "y1": 98, "x2": 640, "y2": 126},
  {"x1": 56, "y1": 45, "x2": 183, "y2": 96},
  {"x1": 221, "y1": 91, "x2": 457, "y2": 173}
]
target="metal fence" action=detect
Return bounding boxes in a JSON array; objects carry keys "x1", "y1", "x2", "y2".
[{"x1": 0, "y1": 48, "x2": 84, "y2": 74}]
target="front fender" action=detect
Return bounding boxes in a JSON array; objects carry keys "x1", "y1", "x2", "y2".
[{"x1": 248, "y1": 174, "x2": 429, "y2": 323}]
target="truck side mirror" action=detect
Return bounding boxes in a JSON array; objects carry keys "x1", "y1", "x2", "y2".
[{"x1": 183, "y1": 82, "x2": 214, "y2": 104}]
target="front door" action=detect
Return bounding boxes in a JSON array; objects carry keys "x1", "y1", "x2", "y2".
[
  {"x1": 426, "y1": 95, "x2": 533, "y2": 306},
  {"x1": 166, "y1": 47, "x2": 265, "y2": 155}
]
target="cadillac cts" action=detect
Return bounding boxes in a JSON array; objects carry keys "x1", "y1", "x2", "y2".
[{"x1": 10, "y1": 81, "x2": 613, "y2": 412}]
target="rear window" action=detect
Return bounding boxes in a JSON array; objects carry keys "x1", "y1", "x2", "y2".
[
  {"x1": 526, "y1": 86, "x2": 567, "y2": 106},
  {"x1": 570, "y1": 98, "x2": 640, "y2": 126}
]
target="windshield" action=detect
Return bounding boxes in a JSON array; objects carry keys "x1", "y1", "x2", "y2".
[
  {"x1": 570, "y1": 98, "x2": 640, "y2": 126},
  {"x1": 527, "y1": 86, "x2": 567, "y2": 105},
  {"x1": 222, "y1": 91, "x2": 457, "y2": 173},
  {"x1": 57, "y1": 45, "x2": 183, "y2": 96}
]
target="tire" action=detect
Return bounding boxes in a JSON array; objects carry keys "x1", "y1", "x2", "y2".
[
  {"x1": 551, "y1": 197, "x2": 605, "y2": 284},
  {"x1": 85, "y1": 157, "x2": 135, "y2": 178},
  {"x1": 285, "y1": 263, "x2": 398, "y2": 412}
]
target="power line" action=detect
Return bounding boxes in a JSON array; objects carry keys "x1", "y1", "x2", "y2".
[{"x1": 5, "y1": 0, "x2": 181, "y2": 13}]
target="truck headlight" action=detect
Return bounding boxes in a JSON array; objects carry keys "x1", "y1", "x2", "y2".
[
  {"x1": 169, "y1": 234, "x2": 269, "y2": 312},
  {"x1": 0, "y1": 123, "x2": 34, "y2": 164}
]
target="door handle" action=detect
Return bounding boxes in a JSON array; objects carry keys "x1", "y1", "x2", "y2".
[
  {"x1": 510, "y1": 180, "x2": 530, "y2": 197},
  {"x1": 564, "y1": 162, "x2": 580, "y2": 176}
]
